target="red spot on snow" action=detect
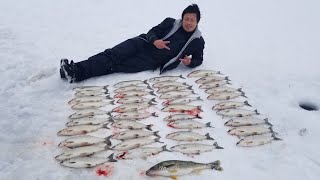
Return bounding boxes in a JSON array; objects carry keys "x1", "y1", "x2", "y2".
[
  {"x1": 95, "y1": 164, "x2": 114, "y2": 177},
  {"x1": 139, "y1": 170, "x2": 146, "y2": 176}
]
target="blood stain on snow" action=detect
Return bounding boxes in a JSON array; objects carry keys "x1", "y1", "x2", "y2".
[{"x1": 95, "y1": 164, "x2": 114, "y2": 177}]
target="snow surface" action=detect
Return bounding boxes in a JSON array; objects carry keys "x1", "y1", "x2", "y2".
[{"x1": 1, "y1": 0, "x2": 320, "y2": 179}]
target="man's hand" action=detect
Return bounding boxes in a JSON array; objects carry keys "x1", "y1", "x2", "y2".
[
  {"x1": 153, "y1": 40, "x2": 170, "y2": 50},
  {"x1": 179, "y1": 55, "x2": 192, "y2": 65}
]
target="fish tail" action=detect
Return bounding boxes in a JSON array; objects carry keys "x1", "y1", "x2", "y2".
[
  {"x1": 272, "y1": 133, "x2": 282, "y2": 141},
  {"x1": 213, "y1": 142, "x2": 224, "y2": 149},
  {"x1": 187, "y1": 86, "x2": 193, "y2": 90},
  {"x1": 105, "y1": 135, "x2": 113, "y2": 146},
  {"x1": 162, "y1": 145, "x2": 172, "y2": 152},
  {"x1": 196, "y1": 114, "x2": 202, "y2": 119},
  {"x1": 237, "y1": 88, "x2": 243, "y2": 92},
  {"x1": 225, "y1": 76, "x2": 230, "y2": 81},
  {"x1": 244, "y1": 101, "x2": 251, "y2": 107},
  {"x1": 151, "y1": 112, "x2": 159, "y2": 117},
  {"x1": 146, "y1": 125, "x2": 153, "y2": 131},
  {"x1": 105, "y1": 95, "x2": 112, "y2": 99},
  {"x1": 254, "y1": 109, "x2": 260, "y2": 115},
  {"x1": 150, "y1": 91, "x2": 157, "y2": 96},
  {"x1": 107, "y1": 153, "x2": 117, "y2": 162},
  {"x1": 180, "y1": 74, "x2": 185, "y2": 79},
  {"x1": 147, "y1": 84, "x2": 153, "y2": 90},
  {"x1": 205, "y1": 133, "x2": 215, "y2": 140},
  {"x1": 103, "y1": 124, "x2": 110, "y2": 129},
  {"x1": 264, "y1": 118, "x2": 273, "y2": 127},
  {"x1": 198, "y1": 106, "x2": 203, "y2": 112},
  {"x1": 209, "y1": 160, "x2": 223, "y2": 171},
  {"x1": 155, "y1": 137, "x2": 164, "y2": 143},
  {"x1": 151, "y1": 98, "x2": 157, "y2": 103},
  {"x1": 110, "y1": 100, "x2": 116, "y2": 105},
  {"x1": 206, "y1": 122, "x2": 213, "y2": 128},
  {"x1": 154, "y1": 131, "x2": 161, "y2": 138},
  {"x1": 103, "y1": 85, "x2": 109, "y2": 90},
  {"x1": 241, "y1": 92, "x2": 247, "y2": 98},
  {"x1": 143, "y1": 80, "x2": 149, "y2": 85}
]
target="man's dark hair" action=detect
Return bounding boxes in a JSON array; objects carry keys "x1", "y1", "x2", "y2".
[{"x1": 182, "y1": 4, "x2": 201, "y2": 22}]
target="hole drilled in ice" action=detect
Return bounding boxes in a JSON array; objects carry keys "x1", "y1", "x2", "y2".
[{"x1": 299, "y1": 102, "x2": 318, "y2": 111}]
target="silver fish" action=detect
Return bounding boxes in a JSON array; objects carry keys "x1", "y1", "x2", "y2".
[
  {"x1": 111, "y1": 111, "x2": 158, "y2": 121},
  {"x1": 66, "y1": 117, "x2": 111, "y2": 127},
  {"x1": 114, "y1": 90, "x2": 156, "y2": 98},
  {"x1": 163, "y1": 114, "x2": 202, "y2": 122},
  {"x1": 152, "y1": 81, "x2": 189, "y2": 89},
  {"x1": 113, "y1": 85, "x2": 152, "y2": 93},
  {"x1": 212, "y1": 101, "x2": 251, "y2": 110},
  {"x1": 167, "y1": 120, "x2": 212, "y2": 129},
  {"x1": 236, "y1": 133, "x2": 281, "y2": 147},
  {"x1": 228, "y1": 125, "x2": 272, "y2": 137},
  {"x1": 170, "y1": 142, "x2": 223, "y2": 155},
  {"x1": 162, "y1": 96, "x2": 202, "y2": 106},
  {"x1": 225, "y1": 117, "x2": 271, "y2": 127},
  {"x1": 114, "y1": 80, "x2": 148, "y2": 88},
  {"x1": 68, "y1": 109, "x2": 110, "y2": 119},
  {"x1": 73, "y1": 85, "x2": 108, "y2": 92},
  {"x1": 157, "y1": 85, "x2": 192, "y2": 94},
  {"x1": 149, "y1": 75, "x2": 185, "y2": 83},
  {"x1": 116, "y1": 97, "x2": 157, "y2": 104},
  {"x1": 111, "y1": 137, "x2": 162, "y2": 151},
  {"x1": 205, "y1": 87, "x2": 242, "y2": 94},
  {"x1": 187, "y1": 70, "x2": 221, "y2": 78},
  {"x1": 74, "y1": 90, "x2": 109, "y2": 97},
  {"x1": 112, "y1": 130, "x2": 160, "y2": 140},
  {"x1": 166, "y1": 131, "x2": 214, "y2": 141},
  {"x1": 199, "y1": 81, "x2": 230, "y2": 89},
  {"x1": 71, "y1": 101, "x2": 113, "y2": 110},
  {"x1": 57, "y1": 124, "x2": 109, "y2": 136},
  {"x1": 112, "y1": 102, "x2": 153, "y2": 113},
  {"x1": 58, "y1": 135, "x2": 111, "y2": 148},
  {"x1": 111, "y1": 120, "x2": 153, "y2": 131},
  {"x1": 60, "y1": 153, "x2": 116, "y2": 168},
  {"x1": 146, "y1": 159, "x2": 222, "y2": 177},
  {"x1": 207, "y1": 91, "x2": 247, "y2": 100},
  {"x1": 68, "y1": 95, "x2": 112, "y2": 105},
  {"x1": 195, "y1": 76, "x2": 229, "y2": 84},
  {"x1": 159, "y1": 90, "x2": 196, "y2": 99},
  {"x1": 216, "y1": 109, "x2": 259, "y2": 117},
  {"x1": 116, "y1": 145, "x2": 170, "y2": 160},
  {"x1": 161, "y1": 105, "x2": 203, "y2": 116},
  {"x1": 55, "y1": 143, "x2": 109, "y2": 161}
]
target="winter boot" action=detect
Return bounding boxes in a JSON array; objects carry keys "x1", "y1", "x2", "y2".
[{"x1": 60, "y1": 59, "x2": 69, "y2": 79}]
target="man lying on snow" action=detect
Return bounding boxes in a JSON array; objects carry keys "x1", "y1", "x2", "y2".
[{"x1": 60, "y1": 4, "x2": 205, "y2": 83}]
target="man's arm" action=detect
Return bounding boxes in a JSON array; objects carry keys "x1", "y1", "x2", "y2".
[
  {"x1": 146, "y1": 17, "x2": 175, "y2": 44},
  {"x1": 186, "y1": 37, "x2": 205, "y2": 68}
]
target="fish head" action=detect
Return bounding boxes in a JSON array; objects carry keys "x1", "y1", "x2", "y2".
[
  {"x1": 146, "y1": 161, "x2": 177, "y2": 176},
  {"x1": 228, "y1": 128, "x2": 236, "y2": 135},
  {"x1": 116, "y1": 151, "x2": 128, "y2": 159},
  {"x1": 167, "y1": 122, "x2": 175, "y2": 128},
  {"x1": 162, "y1": 101, "x2": 170, "y2": 106}
]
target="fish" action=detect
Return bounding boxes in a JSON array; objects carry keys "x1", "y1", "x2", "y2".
[
  {"x1": 187, "y1": 70, "x2": 221, "y2": 78},
  {"x1": 113, "y1": 85, "x2": 152, "y2": 93},
  {"x1": 66, "y1": 117, "x2": 111, "y2": 127},
  {"x1": 205, "y1": 87, "x2": 242, "y2": 94},
  {"x1": 112, "y1": 102, "x2": 154, "y2": 113},
  {"x1": 114, "y1": 90, "x2": 156, "y2": 98},
  {"x1": 207, "y1": 91, "x2": 247, "y2": 100},
  {"x1": 57, "y1": 124, "x2": 109, "y2": 136},
  {"x1": 58, "y1": 135, "x2": 112, "y2": 148},
  {"x1": 216, "y1": 108, "x2": 259, "y2": 117},
  {"x1": 114, "y1": 80, "x2": 148, "y2": 88},
  {"x1": 111, "y1": 120, "x2": 153, "y2": 131},
  {"x1": 212, "y1": 101, "x2": 251, "y2": 110},
  {"x1": 149, "y1": 75, "x2": 185, "y2": 83},
  {"x1": 68, "y1": 109, "x2": 110, "y2": 119},
  {"x1": 145, "y1": 159, "x2": 222, "y2": 177},
  {"x1": 110, "y1": 137, "x2": 162, "y2": 151},
  {"x1": 195, "y1": 76, "x2": 229, "y2": 84},
  {"x1": 228, "y1": 125, "x2": 272, "y2": 137},
  {"x1": 112, "y1": 130, "x2": 160, "y2": 140},
  {"x1": 116, "y1": 145, "x2": 170, "y2": 160},
  {"x1": 152, "y1": 81, "x2": 189, "y2": 89},
  {"x1": 110, "y1": 111, "x2": 158, "y2": 121},
  {"x1": 68, "y1": 95, "x2": 113, "y2": 105},
  {"x1": 71, "y1": 101, "x2": 112, "y2": 110},
  {"x1": 225, "y1": 117, "x2": 271, "y2": 127},
  {"x1": 166, "y1": 131, "x2": 214, "y2": 141},
  {"x1": 74, "y1": 90, "x2": 109, "y2": 97},
  {"x1": 116, "y1": 97, "x2": 157, "y2": 104},
  {"x1": 163, "y1": 114, "x2": 202, "y2": 122},
  {"x1": 161, "y1": 105, "x2": 203, "y2": 116},
  {"x1": 157, "y1": 85, "x2": 193, "y2": 94},
  {"x1": 55, "y1": 143, "x2": 110, "y2": 161},
  {"x1": 159, "y1": 90, "x2": 196, "y2": 99},
  {"x1": 167, "y1": 120, "x2": 213, "y2": 129},
  {"x1": 162, "y1": 96, "x2": 202, "y2": 106},
  {"x1": 170, "y1": 142, "x2": 224, "y2": 155},
  {"x1": 73, "y1": 85, "x2": 108, "y2": 92},
  {"x1": 236, "y1": 133, "x2": 281, "y2": 147},
  {"x1": 60, "y1": 153, "x2": 117, "y2": 168},
  {"x1": 199, "y1": 81, "x2": 230, "y2": 89}
]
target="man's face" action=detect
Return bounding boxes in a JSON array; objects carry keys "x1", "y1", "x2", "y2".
[{"x1": 182, "y1": 13, "x2": 198, "y2": 32}]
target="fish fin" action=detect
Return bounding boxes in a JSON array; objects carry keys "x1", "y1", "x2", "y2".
[
  {"x1": 151, "y1": 98, "x2": 157, "y2": 103},
  {"x1": 209, "y1": 160, "x2": 223, "y2": 171},
  {"x1": 192, "y1": 169, "x2": 203, "y2": 175},
  {"x1": 154, "y1": 131, "x2": 161, "y2": 138},
  {"x1": 205, "y1": 133, "x2": 215, "y2": 140},
  {"x1": 107, "y1": 153, "x2": 117, "y2": 162},
  {"x1": 213, "y1": 142, "x2": 224, "y2": 149},
  {"x1": 146, "y1": 124, "x2": 153, "y2": 131}
]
